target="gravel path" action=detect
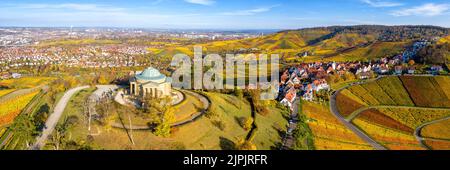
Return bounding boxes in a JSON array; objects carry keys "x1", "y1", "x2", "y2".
[{"x1": 31, "y1": 86, "x2": 89, "y2": 150}]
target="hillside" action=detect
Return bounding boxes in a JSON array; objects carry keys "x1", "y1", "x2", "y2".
[
  {"x1": 336, "y1": 76, "x2": 450, "y2": 118},
  {"x1": 334, "y1": 76, "x2": 450, "y2": 150},
  {"x1": 153, "y1": 25, "x2": 449, "y2": 63}
]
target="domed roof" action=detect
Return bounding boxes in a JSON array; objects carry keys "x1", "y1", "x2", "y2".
[{"x1": 135, "y1": 67, "x2": 166, "y2": 83}]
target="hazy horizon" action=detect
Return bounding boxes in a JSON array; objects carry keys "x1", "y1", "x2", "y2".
[{"x1": 1, "y1": 0, "x2": 450, "y2": 29}]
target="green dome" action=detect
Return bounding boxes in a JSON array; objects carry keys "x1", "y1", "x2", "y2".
[{"x1": 136, "y1": 67, "x2": 166, "y2": 83}]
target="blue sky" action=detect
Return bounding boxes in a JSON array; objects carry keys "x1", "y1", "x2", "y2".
[{"x1": 0, "y1": 0, "x2": 449, "y2": 29}]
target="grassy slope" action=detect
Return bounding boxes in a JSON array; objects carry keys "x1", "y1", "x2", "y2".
[{"x1": 253, "y1": 106, "x2": 289, "y2": 150}]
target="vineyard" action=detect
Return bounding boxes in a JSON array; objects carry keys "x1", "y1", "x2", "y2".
[
  {"x1": 353, "y1": 107, "x2": 450, "y2": 150},
  {"x1": 352, "y1": 118, "x2": 425, "y2": 150},
  {"x1": 376, "y1": 108, "x2": 450, "y2": 129},
  {"x1": 0, "y1": 89, "x2": 16, "y2": 98},
  {"x1": 421, "y1": 119, "x2": 450, "y2": 140},
  {"x1": 375, "y1": 76, "x2": 414, "y2": 106},
  {"x1": 423, "y1": 140, "x2": 450, "y2": 150},
  {"x1": 357, "y1": 109, "x2": 414, "y2": 133},
  {"x1": 0, "y1": 77, "x2": 54, "y2": 89},
  {"x1": 0, "y1": 90, "x2": 40, "y2": 126},
  {"x1": 434, "y1": 76, "x2": 450, "y2": 99},
  {"x1": 400, "y1": 76, "x2": 450, "y2": 108},
  {"x1": 336, "y1": 76, "x2": 450, "y2": 119},
  {"x1": 335, "y1": 76, "x2": 450, "y2": 150},
  {"x1": 336, "y1": 89, "x2": 367, "y2": 117},
  {"x1": 303, "y1": 101, "x2": 372, "y2": 150}
]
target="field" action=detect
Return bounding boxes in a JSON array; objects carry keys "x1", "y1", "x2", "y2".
[
  {"x1": 303, "y1": 101, "x2": 372, "y2": 150},
  {"x1": 420, "y1": 119, "x2": 450, "y2": 140},
  {"x1": 347, "y1": 85, "x2": 380, "y2": 105},
  {"x1": 357, "y1": 109, "x2": 414, "y2": 133},
  {"x1": 327, "y1": 42, "x2": 408, "y2": 62},
  {"x1": 352, "y1": 118, "x2": 425, "y2": 150},
  {"x1": 335, "y1": 89, "x2": 367, "y2": 117},
  {"x1": 353, "y1": 107, "x2": 450, "y2": 150},
  {"x1": 434, "y1": 76, "x2": 450, "y2": 99},
  {"x1": 423, "y1": 140, "x2": 450, "y2": 150},
  {"x1": 0, "y1": 89, "x2": 16, "y2": 98},
  {"x1": 337, "y1": 76, "x2": 450, "y2": 150},
  {"x1": 400, "y1": 76, "x2": 450, "y2": 108},
  {"x1": 376, "y1": 108, "x2": 450, "y2": 129},
  {"x1": 0, "y1": 90, "x2": 40, "y2": 126},
  {"x1": 336, "y1": 76, "x2": 450, "y2": 118},
  {"x1": 360, "y1": 82, "x2": 396, "y2": 105},
  {"x1": 375, "y1": 76, "x2": 414, "y2": 106},
  {"x1": 437, "y1": 35, "x2": 450, "y2": 44},
  {"x1": 0, "y1": 77, "x2": 54, "y2": 89}
]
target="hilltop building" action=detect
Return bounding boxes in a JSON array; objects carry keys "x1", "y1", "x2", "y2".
[{"x1": 129, "y1": 67, "x2": 172, "y2": 98}]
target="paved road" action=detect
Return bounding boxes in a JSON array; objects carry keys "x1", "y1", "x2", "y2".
[
  {"x1": 32, "y1": 86, "x2": 89, "y2": 150},
  {"x1": 281, "y1": 97, "x2": 299, "y2": 150},
  {"x1": 414, "y1": 116, "x2": 450, "y2": 150},
  {"x1": 330, "y1": 87, "x2": 387, "y2": 150}
]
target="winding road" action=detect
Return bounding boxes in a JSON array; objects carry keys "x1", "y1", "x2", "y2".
[
  {"x1": 330, "y1": 86, "x2": 387, "y2": 150},
  {"x1": 32, "y1": 86, "x2": 90, "y2": 150},
  {"x1": 414, "y1": 116, "x2": 450, "y2": 149},
  {"x1": 327, "y1": 77, "x2": 390, "y2": 150}
]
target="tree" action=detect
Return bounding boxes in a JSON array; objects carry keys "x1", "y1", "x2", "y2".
[
  {"x1": 235, "y1": 139, "x2": 257, "y2": 150},
  {"x1": 239, "y1": 117, "x2": 253, "y2": 131},
  {"x1": 234, "y1": 88, "x2": 244, "y2": 100},
  {"x1": 408, "y1": 59, "x2": 415, "y2": 66},
  {"x1": 343, "y1": 72, "x2": 355, "y2": 81}
]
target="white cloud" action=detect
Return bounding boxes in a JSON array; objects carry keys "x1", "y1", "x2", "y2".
[
  {"x1": 361, "y1": 0, "x2": 403, "y2": 7},
  {"x1": 391, "y1": 3, "x2": 450, "y2": 17},
  {"x1": 220, "y1": 5, "x2": 279, "y2": 16},
  {"x1": 184, "y1": 0, "x2": 215, "y2": 6}
]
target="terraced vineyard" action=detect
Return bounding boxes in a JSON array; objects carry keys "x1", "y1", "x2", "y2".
[
  {"x1": 334, "y1": 76, "x2": 450, "y2": 150},
  {"x1": 303, "y1": 101, "x2": 373, "y2": 150},
  {"x1": 0, "y1": 90, "x2": 40, "y2": 126},
  {"x1": 400, "y1": 76, "x2": 450, "y2": 107},
  {"x1": 421, "y1": 119, "x2": 450, "y2": 140},
  {"x1": 0, "y1": 77, "x2": 54, "y2": 89},
  {"x1": 336, "y1": 76, "x2": 450, "y2": 119},
  {"x1": 0, "y1": 89, "x2": 16, "y2": 98},
  {"x1": 352, "y1": 108, "x2": 450, "y2": 150}
]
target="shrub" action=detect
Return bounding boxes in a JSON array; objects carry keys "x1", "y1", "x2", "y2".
[
  {"x1": 238, "y1": 117, "x2": 254, "y2": 131},
  {"x1": 212, "y1": 120, "x2": 226, "y2": 131}
]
